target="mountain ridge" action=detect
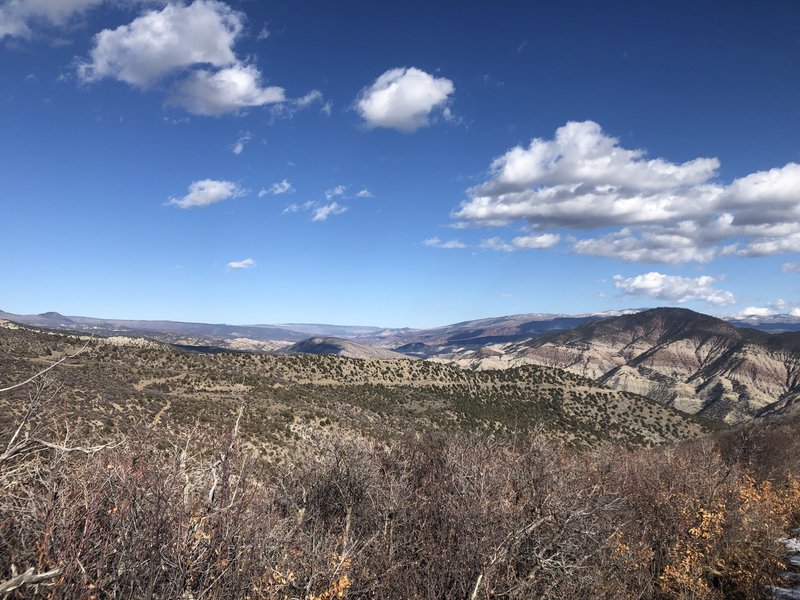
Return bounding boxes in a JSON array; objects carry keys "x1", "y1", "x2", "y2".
[{"x1": 450, "y1": 308, "x2": 800, "y2": 423}]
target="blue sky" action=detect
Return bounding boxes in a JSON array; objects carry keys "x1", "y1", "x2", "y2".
[{"x1": 1, "y1": 0, "x2": 799, "y2": 327}]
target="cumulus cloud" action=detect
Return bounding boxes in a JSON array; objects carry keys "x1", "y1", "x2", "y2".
[
  {"x1": 356, "y1": 188, "x2": 374, "y2": 198},
  {"x1": 423, "y1": 237, "x2": 466, "y2": 249},
  {"x1": 79, "y1": 1, "x2": 243, "y2": 87},
  {"x1": 167, "y1": 179, "x2": 245, "y2": 209},
  {"x1": 613, "y1": 272, "x2": 735, "y2": 306},
  {"x1": 77, "y1": 0, "x2": 288, "y2": 116},
  {"x1": 356, "y1": 67, "x2": 455, "y2": 132},
  {"x1": 227, "y1": 257, "x2": 255, "y2": 270},
  {"x1": 169, "y1": 64, "x2": 284, "y2": 115},
  {"x1": 311, "y1": 201, "x2": 347, "y2": 222},
  {"x1": 455, "y1": 121, "x2": 720, "y2": 229},
  {"x1": 258, "y1": 179, "x2": 294, "y2": 197},
  {"x1": 452, "y1": 120, "x2": 800, "y2": 264},
  {"x1": 0, "y1": 0, "x2": 103, "y2": 39}
]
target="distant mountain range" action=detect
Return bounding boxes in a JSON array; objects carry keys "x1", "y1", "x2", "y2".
[
  {"x1": 3, "y1": 307, "x2": 800, "y2": 350},
  {"x1": 3, "y1": 307, "x2": 800, "y2": 424}
]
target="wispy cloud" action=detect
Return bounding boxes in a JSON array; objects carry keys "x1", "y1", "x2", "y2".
[
  {"x1": 231, "y1": 131, "x2": 251, "y2": 155},
  {"x1": 477, "y1": 233, "x2": 560, "y2": 252},
  {"x1": 780, "y1": 262, "x2": 800, "y2": 273},
  {"x1": 324, "y1": 185, "x2": 346, "y2": 200},
  {"x1": 423, "y1": 237, "x2": 466, "y2": 249},
  {"x1": 259, "y1": 179, "x2": 295, "y2": 197},
  {"x1": 480, "y1": 237, "x2": 514, "y2": 252},
  {"x1": 312, "y1": 202, "x2": 347, "y2": 222},
  {"x1": 270, "y1": 88, "x2": 331, "y2": 120},
  {"x1": 227, "y1": 257, "x2": 255, "y2": 270}
]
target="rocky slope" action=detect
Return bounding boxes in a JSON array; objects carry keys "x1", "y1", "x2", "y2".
[{"x1": 445, "y1": 308, "x2": 800, "y2": 423}]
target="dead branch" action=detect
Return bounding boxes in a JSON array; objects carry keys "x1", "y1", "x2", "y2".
[
  {"x1": 0, "y1": 566, "x2": 64, "y2": 595},
  {"x1": 0, "y1": 338, "x2": 91, "y2": 393}
]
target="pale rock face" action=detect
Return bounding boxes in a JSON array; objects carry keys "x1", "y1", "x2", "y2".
[{"x1": 433, "y1": 308, "x2": 800, "y2": 422}]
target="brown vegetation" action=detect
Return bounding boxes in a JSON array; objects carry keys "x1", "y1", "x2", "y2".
[
  {"x1": 1, "y1": 322, "x2": 798, "y2": 598},
  {"x1": 1, "y1": 377, "x2": 798, "y2": 598}
]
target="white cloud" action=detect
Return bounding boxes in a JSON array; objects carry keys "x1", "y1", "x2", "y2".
[
  {"x1": 325, "y1": 185, "x2": 346, "y2": 200},
  {"x1": 258, "y1": 179, "x2": 294, "y2": 197},
  {"x1": 613, "y1": 272, "x2": 735, "y2": 306},
  {"x1": 77, "y1": 1, "x2": 288, "y2": 116},
  {"x1": 735, "y1": 299, "x2": 800, "y2": 317},
  {"x1": 480, "y1": 237, "x2": 515, "y2": 252},
  {"x1": 452, "y1": 120, "x2": 800, "y2": 263},
  {"x1": 573, "y1": 229, "x2": 718, "y2": 264},
  {"x1": 455, "y1": 121, "x2": 720, "y2": 229},
  {"x1": 474, "y1": 232, "x2": 560, "y2": 252},
  {"x1": 79, "y1": 1, "x2": 243, "y2": 87},
  {"x1": 167, "y1": 179, "x2": 245, "y2": 209},
  {"x1": 738, "y1": 306, "x2": 774, "y2": 317},
  {"x1": 0, "y1": 0, "x2": 103, "y2": 39},
  {"x1": 356, "y1": 188, "x2": 374, "y2": 198},
  {"x1": 295, "y1": 89, "x2": 322, "y2": 108},
  {"x1": 736, "y1": 233, "x2": 800, "y2": 257},
  {"x1": 311, "y1": 201, "x2": 347, "y2": 222},
  {"x1": 256, "y1": 22, "x2": 269, "y2": 41},
  {"x1": 270, "y1": 89, "x2": 330, "y2": 120},
  {"x1": 781, "y1": 262, "x2": 800, "y2": 273},
  {"x1": 356, "y1": 67, "x2": 455, "y2": 132},
  {"x1": 169, "y1": 64, "x2": 285, "y2": 116},
  {"x1": 423, "y1": 237, "x2": 466, "y2": 249},
  {"x1": 511, "y1": 233, "x2": 560, "y2": 249},
  {"x1": 227, "y1": 257, "x2": 255, "y2": 270},
  {"x1": 231, "y1": 131, "x2": 251, "y2": 155}
]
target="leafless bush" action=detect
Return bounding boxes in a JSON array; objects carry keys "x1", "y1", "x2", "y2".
[{"x1": 1, "y1": 366, "x2": 799, "y2": 598}]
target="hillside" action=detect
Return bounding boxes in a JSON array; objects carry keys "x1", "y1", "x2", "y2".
[
  {"x1": 282, "y1": 336, "x2": 413, "y2": 360},
  {"x1": 0, "y1": 321, "x2": 709, "y2": 457},
  {"x1": 447, "y1": 308, "x2": 800, "y2": 423}
]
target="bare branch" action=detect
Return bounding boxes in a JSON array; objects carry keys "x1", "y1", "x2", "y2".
[
  {"x1": 0, "y1": 339, "x2": 91, "y2": 393},
  {"x1": 0, "y1": 566, "x2": 64, "y2": 595}
]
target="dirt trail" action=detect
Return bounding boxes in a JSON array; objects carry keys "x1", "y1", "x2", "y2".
[{"x1": 151, "y1": 399, "x2": 172, "y2": 427}]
